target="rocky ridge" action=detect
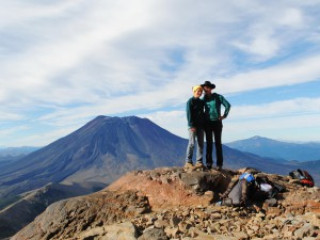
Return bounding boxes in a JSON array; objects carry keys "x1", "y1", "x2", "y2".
[
  {"x1": 13, "y1": 167, "x2": 320, "y2": 240},
  {"x1": 0, "y1": 182, "x2": 105, "y2": 239}
]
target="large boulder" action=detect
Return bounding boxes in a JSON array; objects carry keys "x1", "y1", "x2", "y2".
[
  {"x1": 107, "y1": 167, "x2": 230, "y2": 209},
  {"x1": 12, "y1": 190, "x2": 150, "y2": 240}
]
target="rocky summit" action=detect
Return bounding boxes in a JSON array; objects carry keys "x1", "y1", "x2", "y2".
[{"x1": 12, "y1": 167, "x2": 320, "y2": 240}]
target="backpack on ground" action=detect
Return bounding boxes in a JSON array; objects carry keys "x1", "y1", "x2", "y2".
[
  {"x1": 289, "y1": 169, "x2": 314, "y2": 187},
  {"x1": 254, "y1": 175, "x2": 285, "y2": 200},
  {"x1": 221, "y1": 172, "x2": 256, "y2": 206}
]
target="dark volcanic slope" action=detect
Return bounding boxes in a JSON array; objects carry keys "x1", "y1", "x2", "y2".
[{"x1": 0, "y1": 116, "x2": 187, "y2": 198}]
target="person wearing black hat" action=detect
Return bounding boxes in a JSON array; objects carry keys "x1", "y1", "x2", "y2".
[{"x1": 201, "y1": 81, "x2": 231, "y2": 170}]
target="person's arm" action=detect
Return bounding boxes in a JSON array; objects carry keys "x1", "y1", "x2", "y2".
[
  {"x1": 220, "y1": 176, "x2": 239, "y2": 199},
  {"x1": 220, "y1": 95, "x2": 231, "y2": 120},
  {"x1": 186, "y1": 99, "x2": 194, "y2": 128}
]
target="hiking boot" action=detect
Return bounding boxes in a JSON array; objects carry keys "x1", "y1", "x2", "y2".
[
  {"x1": 217, "y1": 166, "x2": 222, "y2": 171},
  {"x1": 207, "y1": 164, "x2": 212, "y2": 170},
  {"x1": 184, "y1": 162, "x2": 193, "y2": 169},
  {"x1": 194, "y1": 162, "x2": 204, "y2": 168}
]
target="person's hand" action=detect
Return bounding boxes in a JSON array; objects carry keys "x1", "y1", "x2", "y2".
[
  {"x1": 219, "y1": 116, "x2": 225, "y2": 121},
  {"x1": 190, "y1": 127, "x2": 196, "y2": 132},
  {"x1": 219, "y1": 192, "x2": 227, "y2": 199}
]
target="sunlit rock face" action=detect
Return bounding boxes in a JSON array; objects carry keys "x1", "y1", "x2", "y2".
[{"x1": 13, "y1": 167, "x2": 320, "y2": 240}]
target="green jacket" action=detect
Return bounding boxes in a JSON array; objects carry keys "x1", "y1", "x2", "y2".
[
  {"x1": 186, "y1": 97, "x2": 205, "y2": 128},
  {"x1": 203, "y1": 93, "x2": 231, "y2": 122}
]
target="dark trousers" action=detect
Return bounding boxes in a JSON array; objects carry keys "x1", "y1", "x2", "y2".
[{"x1": 205, "y1": 121, "x2": 223, "y2": 167}]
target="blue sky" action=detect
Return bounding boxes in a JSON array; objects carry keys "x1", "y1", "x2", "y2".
[{"x1": 1, "y1": 0, "x2": 320, "y2": 146}]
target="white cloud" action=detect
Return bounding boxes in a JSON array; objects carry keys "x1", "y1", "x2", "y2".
[
  {"x1": 219, "y1": 55, "x2": 320, "y2": 94},
  {"x1": 225, "y1": 114, "x2": 320, "y2": 142},
  {"x1": 1, "y1": 0, "x2": 319, "y2": 107},
  {"x1": 232, "y1": 33, "x2": 280, "y2": 60},
  {"x1": 141, "y1": 96, "x2": 320, "y2": 141},
  {"x1": 33, "y1": 52, "x2": 320, "y2": 129},
  {"x1": 2, "y1": 125, "x2": 77, "y2": 147},
  {"x1": 0, "y1": 1, "x2": 81, "y2": 28},
  {"x1": 225, "y1": 97, "x2": 320, "y2": 141},
  {"x1": 231, "y1": 97, "x2": 320, "y2": 119},
  {"x1": 139, "y1": 110, "x2": 187, "y2": 138},
  {"x1": 1, "y1": 0, "x2": 320, "y2": 145},
  {"x1": 0, "y1": 125, "x2": 29, "y2": 142},
  {"x1": 0, "y1": 1, "x2": 153, "y2": 106},
  {"x1": 0, "y1": 111, "x2": 23, "y2": 121},
  {"x1": 280, "y1": 8, "x2": 304, "y2": 27}
]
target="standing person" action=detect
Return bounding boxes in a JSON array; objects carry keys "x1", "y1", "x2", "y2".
[
  {"x1": 185, "y1": 85, "x2": 205, "y2": 169},
  {"x1": 202, "y1": 81, "x2": 231, "y2": 170}
]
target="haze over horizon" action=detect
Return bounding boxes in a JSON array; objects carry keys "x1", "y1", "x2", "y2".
[{"x1": 1, "y1": 1, "x2": 320, "y2": 147}]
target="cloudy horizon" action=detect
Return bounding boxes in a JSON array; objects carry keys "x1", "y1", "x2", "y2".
[{"x1": 1, "y1": 0, "x2": 320, "y2": 146}]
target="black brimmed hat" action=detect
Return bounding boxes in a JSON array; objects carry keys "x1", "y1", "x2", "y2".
[{"x1": 201, "y1": 81, "x2": 216, "y2": 89}]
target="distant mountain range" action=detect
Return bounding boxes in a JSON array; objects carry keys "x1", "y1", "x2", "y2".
[
  {"x1": 0, "y1": 146, "x2": 39, "y2": 158},
  {"x1": 0, "y1": 147, "x2": 40, "y2": 168},
  {"x1": 0, "y1": 116, "x2": 319, "y2": 239},
  {"x1": 226, "y1": 136, "x2": 320, "y2": 162}
]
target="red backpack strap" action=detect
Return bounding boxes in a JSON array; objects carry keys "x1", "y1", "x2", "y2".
[
  {"x1": 301, "y1": 179, "x2": 314, "y2": 187},
  {"x1": 300, "y1": 170, "x2": 314, "y2": 187}
]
